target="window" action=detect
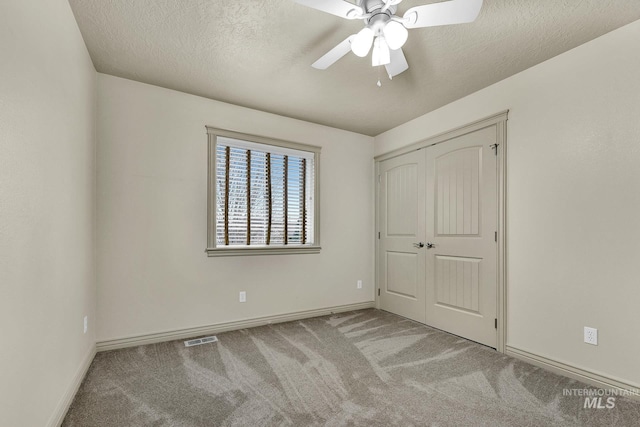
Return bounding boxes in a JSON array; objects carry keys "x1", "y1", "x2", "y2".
[{"x1": 206, "y1": 127, "x2": 321, "y2": 256}]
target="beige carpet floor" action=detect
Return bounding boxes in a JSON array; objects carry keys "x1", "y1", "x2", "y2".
[{"x1": 63, "y1": 309, "x2": 640, "y2": 426}]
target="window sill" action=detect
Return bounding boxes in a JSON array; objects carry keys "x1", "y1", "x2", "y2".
[{"x1": 205, "y1": 246, "x2": 321, "y2": 257}]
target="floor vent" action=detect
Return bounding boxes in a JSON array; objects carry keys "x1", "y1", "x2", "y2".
[{"x1": 184, "y1": 336, "x2": 218, "y2": 347}]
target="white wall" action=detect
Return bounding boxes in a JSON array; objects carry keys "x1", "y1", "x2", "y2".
[
  {"x1": 0, "y1": 1, "x2": 97, "y2": 426},
  {"x1": 375, "y1": 20, "x2": 640, "y2": 387},
  {"x1": 96, "y1": 74, "x2": 374, "y2": 342}
]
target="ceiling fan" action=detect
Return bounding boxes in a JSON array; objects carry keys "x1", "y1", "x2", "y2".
[{"x1": 296, "y1": 0, "x2": 483, "y2": 82}]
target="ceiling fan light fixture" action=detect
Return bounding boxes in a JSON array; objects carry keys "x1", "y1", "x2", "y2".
[
  {"x1": 372, "y1": 36, "x2": 391, "y2": 67},
  {"x1": 351, "y1": 27, "x2": 374, "y2": 57},
  {"x1": 383, "y1": 20, "x2": 408, "y2": 50}
]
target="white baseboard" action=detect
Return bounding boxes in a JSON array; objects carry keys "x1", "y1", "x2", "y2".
[
  {"x1": 97, "y1": 301, "x2": 376, "y2": 352},
  {"x1": 48, "y1": 344, "x2": 96, "y2": 427},
  {"x1": 506, "y1": 346, "x2": 640, "y2": 402}
]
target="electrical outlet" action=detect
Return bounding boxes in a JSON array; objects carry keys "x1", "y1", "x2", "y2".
[
  {"x1": 584, "y1": 326, "x2": 598, "y2": 345},
  {"x1": 357, "y1": 280, "x2": 363, "y2": 289},
  {"x1": 83, "y1": 316, "x2": 88, "y2": 334},
  {"x1": 239, "y1": 291, "x2": 246, "y2": 303}
]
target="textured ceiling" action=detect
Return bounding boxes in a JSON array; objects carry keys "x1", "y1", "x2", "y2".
[{"x1": 68, "y1": 0, "x2": 640, "y2": 136}]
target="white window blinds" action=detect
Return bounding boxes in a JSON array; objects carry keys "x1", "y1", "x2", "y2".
[{"x1": 215, "y1": 137, "x2": 315, "y2": 247}]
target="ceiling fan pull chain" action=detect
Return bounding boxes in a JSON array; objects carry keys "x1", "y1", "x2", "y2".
[{"x1": 377, "y1": 65, "x2": 382, "y2": 87}]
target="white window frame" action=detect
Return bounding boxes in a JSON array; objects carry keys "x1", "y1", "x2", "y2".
[{"x1": 206, "y1": 127, "x2": 321, "y2": 257}]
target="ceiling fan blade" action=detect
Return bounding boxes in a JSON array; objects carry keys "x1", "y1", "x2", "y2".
[
  {"x1": 312, "y1": 36, "x2": 354, "y2": 70},
  {"x1": 385, "y1": 48, "x2": 409, "y2": 78},
  {"x1": 403, "y1": 0, "x2": 483, "y2": 29},
  {"x1": 295, "y1": 0, "x2": 363, "y2": 19}
]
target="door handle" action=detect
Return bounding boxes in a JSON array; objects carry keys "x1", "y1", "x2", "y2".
[
  {"x1": 413, "y1": 242, "x2": 425, "y2": 248},
  {"x1": 426, "y1": 242, "x2": 436, "y2": 249}
]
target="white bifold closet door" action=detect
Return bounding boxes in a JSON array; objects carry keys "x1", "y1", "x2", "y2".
[{"x1": 379, "y1": 126, "x2": 498, "y2": 348}]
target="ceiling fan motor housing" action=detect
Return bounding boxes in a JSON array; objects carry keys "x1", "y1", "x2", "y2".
[
  {"x1": 362, "y1": 0, "x2": 399, "y2": 14},
  {"x1": 364, "y1": 0, "x2": 397, "y2": 35}
]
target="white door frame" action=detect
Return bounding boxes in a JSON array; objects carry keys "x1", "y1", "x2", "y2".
[{"x1": 375, "y1": 111, "x2": 508, "y2": 353}]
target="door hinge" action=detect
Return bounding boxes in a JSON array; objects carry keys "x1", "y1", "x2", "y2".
[
  {"x1": 378, "y1": 288, "x2": 380, "y2": 296},
  {"x1": 495, "y1": 318, "x2": 498, "y2": 329},
  {"x1": 378, "y1": 232, "x2": 380, "y2": 239},
  {"x1": 495, "y1": 231, "x2": 497, "y2": 242},
  {"x1": 378, "y1": 174, "x2": 381, "y2": 183},
  {"x1": 490, "y1": 144, "x2": 499, "y2": 155}
]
